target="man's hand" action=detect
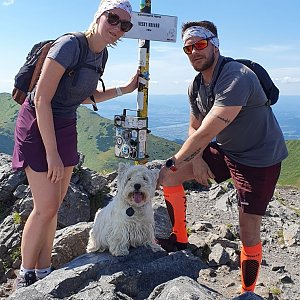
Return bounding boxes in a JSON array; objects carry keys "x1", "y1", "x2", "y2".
[{"x1": 192, "y1": 157, "x2": 215, "y2": 187}]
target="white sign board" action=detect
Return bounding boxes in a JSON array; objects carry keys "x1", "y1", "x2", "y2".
[{"x1": 123, "y1": 12, "x2": 177, "y2": 43}]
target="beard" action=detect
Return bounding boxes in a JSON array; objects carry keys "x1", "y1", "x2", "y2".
[{"x1": 192, "y1": 51, "x2": 216, "y2": 72}]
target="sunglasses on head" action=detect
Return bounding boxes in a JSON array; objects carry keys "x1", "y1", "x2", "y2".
[
  {"x1": 183, "y1": 37, "x2": 214, "y2": 54},
  {"x1": 104, "y1": 11, "x2": 133, "y2": 32}
]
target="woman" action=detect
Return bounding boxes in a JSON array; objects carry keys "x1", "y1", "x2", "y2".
[{"x1": 13, "y1": 0, "x2": 138, "y2": 287}]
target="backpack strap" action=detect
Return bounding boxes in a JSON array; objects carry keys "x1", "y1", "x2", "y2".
[
  {"x1": 191, "y1": 57, "x2": 232, "y2": 104},
  {"x1": 99, "y1": 47, "x2": 108, "y2": 92},
  {"x1": 190, "y1": 72, "x2": 201, "y2": 106},
  {"x1": 66, "y1": 32, "x2": 89, "y2": 87},
  {"x1": 192, "y1": 57, "x2": 236, "y2": 104},
  {"x1": 209, "y1": 57, "x2": 233, "y2": 100},
  {"x1": 66, "y1": 32, "x2": 109, "y2": 111},
  {"x1": 89, "y1": 47, "x2": 108, "y2": 111},
  {"x1": 68, "y1": 32, "x2": 108, "y2": 84}
]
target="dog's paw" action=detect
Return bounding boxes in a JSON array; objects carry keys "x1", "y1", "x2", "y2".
[
  {"x1": 110, "y1": 248, "x2": 130, "y2": 256},
  {"x1": 86, "y1": 245, "x2": 98, "y2": 253},
  {"x1": 149, "y1": 243, "x2": 164, "y2": 252}
]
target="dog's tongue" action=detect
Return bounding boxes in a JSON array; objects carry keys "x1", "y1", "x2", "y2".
[{"x1": 134, "y1": 192, "x2": 143, "y2": 203}]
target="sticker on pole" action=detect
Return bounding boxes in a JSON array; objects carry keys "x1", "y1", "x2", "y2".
[{"x1": 124, "y1": 12, "x2": 177, "y2": 42}]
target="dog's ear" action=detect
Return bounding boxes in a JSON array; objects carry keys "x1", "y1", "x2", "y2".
[{"x1": 118, "y1": 162, "x2": 128, "y2": 174}]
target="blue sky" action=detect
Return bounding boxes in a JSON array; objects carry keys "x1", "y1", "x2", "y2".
[{"x1": 1, "y1": 0, "x2": 300, "y2": 95}]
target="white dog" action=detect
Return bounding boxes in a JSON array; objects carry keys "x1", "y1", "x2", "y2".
[{"x1": 86, "y1": 162, "x2": 160, "y2": 256}]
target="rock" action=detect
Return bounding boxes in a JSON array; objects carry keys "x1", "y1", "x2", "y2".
[
  {"x1": 283, "y1": 222, "x2": 300, "y2": 246},
  {"x1": 208, "y1": 243, "x2": 230, "y2": 266},
  {"x1": 233, "y1": 291, "x2": 264, "y2": 299},
  {"x1": 51, "y1": 222, "x2": 92, "y2": 269},
  {"x1": 9, "y1": 248, "x2": 207, "y2": 300},
  {"x1": 0, "y1": 153, "x2": 299, "y2": 300},
  {"x1": 148, "y1": 276, "x2": 220, "y2": 299}
]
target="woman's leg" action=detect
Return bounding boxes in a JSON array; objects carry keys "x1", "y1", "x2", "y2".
[
  {"x1": 21, "y1": 166, "x2": 74, "y2": 270},
  {"x1": 35, "y1": 166, "x2": 74, "y2": 269}
]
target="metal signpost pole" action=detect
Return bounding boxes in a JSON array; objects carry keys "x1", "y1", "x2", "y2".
[
  {"x1": 135, "y1": 0, "x2": 151, "y2": 164},
  {"x1": 113, "y1": 2, "x2": 177, "y2": 164},
  {"x1": 137, "y1": 0, "x2": 151, "y2": 120}
]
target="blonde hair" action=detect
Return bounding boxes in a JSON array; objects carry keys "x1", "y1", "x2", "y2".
[
  {"x1": 85, "y1": 23, "x2": 98, "y2": 39},
  {"x1": 85, "y1": 0, "x2": 104, "y2": 39},
  {"x1": 84, "y1": 18, "x2": 117, "y2": 47}
]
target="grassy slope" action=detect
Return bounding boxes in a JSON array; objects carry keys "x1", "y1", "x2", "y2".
[
  {"x1": 0, "y1": 93, "x2": 299, "y2": 187},
  {"x1": 0, "y1": 93, "x2": 19, "y2": 153},
  {"x1": 77, "y1": 106, "x2": 181, "y2": 173},
  {"x1": 278, "y1": 140, "x2": 300, "y2": 187}
]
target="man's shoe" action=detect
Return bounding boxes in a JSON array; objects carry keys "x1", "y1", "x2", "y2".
[
  {"x1": 176, "y1": 241, "x2": 188, "y2": 250},
  {"x1": 157, "y1": 233, "x2": 188, "y2": 252},
  {"x1": 14, "y1": 271, "x2": 37, "y2": 289}
]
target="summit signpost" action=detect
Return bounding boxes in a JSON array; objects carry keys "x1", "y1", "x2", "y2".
[
  {"x1": 114, "y1": 1, "x2": 177, "y2": 163},
  {"x1": 124, "y1": 12, "x2": 177, "y2": 43}
]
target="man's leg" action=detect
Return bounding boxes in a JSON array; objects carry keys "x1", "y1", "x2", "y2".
[
  {"x1": 239, "y1": 210, "x2": 262, "y2": 293},
  {"x1": 159, "y1": 143, "x2": 231, "y2": 251},
  {"x1": 226, "y1": 158, "x2": 281, "y2": 293},
  {"x1": 163, "y1": 185, "x2": 188, "y2": 249},
  {"x1": 158, "y1": 161, "x2": 195, "y2": 251}
]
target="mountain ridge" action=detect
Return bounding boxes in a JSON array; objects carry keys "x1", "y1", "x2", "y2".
[
  {"x1": 0, "y1": 92, "x2": 299, "y2": 187},
  {"x1": 0, "y1": 92, "x2": 180, "y2": 173}
]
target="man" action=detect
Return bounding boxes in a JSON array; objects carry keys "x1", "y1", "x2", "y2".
[{"x1": 158, "y1": 20, "x2": 288, "y2": 293}]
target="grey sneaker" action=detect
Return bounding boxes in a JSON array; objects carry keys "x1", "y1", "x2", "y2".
[{"x1": 14, "y1": 271, "x2": 37, "y2": 289}]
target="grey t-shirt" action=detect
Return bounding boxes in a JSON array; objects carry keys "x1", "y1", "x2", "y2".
[
  {"x1": 47, "y1": 34, "x2": 107, "y2": 119},
  {"x1": 189, "y1": 55, "x2": 288, "y2": 167}
]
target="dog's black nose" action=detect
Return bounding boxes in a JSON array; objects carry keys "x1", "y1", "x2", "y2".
[{"x1": 134, "y1": 183, "x2": 141, "y2": 190}]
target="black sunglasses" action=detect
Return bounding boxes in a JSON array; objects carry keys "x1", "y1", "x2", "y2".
[{"x1": 104, "y1": 12, "x2": 133, "y2": 33}]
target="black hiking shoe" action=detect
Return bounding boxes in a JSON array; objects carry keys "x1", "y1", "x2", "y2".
[
  {"x1": 157, "y1": 233, "x2": 188, "y2": 252},
  {"x1": 14, "y1": 271, "x2": 37, "y2": 289}
]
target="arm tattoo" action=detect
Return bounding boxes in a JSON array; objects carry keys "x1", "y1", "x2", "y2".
[
  {"x1": 209, "y1": 111, "x2": 231, "y2": 125},
  {"x1": 183, "y1": 148, "x2": 202, "y2": 162}
]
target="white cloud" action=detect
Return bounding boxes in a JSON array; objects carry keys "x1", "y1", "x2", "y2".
[
  {"x1": 272, "y1": 67, "x2": 300, "y2": 76},
  {"x1": 275, "y1": 77, "x2": 300, "y2": 84},
  {"x1": 151, "y1": 44, "x2": 181, "y2": 53},
  {"x1": 251, "y1": 44, "x2": 293, "y2": 53},
  {"x1": 2, "y1": 0, "x2": 14, "y2": 6}
]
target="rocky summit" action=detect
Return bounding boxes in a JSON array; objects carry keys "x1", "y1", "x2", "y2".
[{"x1": 0, "y1": 153, "x2": 299, "y2": 300}]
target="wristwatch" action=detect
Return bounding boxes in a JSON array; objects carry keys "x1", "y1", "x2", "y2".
[{"x1": 165, "y1": 158, "x2": 177, "y2": 172}]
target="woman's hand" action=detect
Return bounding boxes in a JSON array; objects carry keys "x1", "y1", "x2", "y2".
[
  {"x1": 192, "y1": 156, "x2": 215, "y2": 187},
  {"x1": 122, "y1": 69, "x2": 140, "y2": 94},
  {"x1": 46, "y1": 151, "x2": 64, "y2": 184}
]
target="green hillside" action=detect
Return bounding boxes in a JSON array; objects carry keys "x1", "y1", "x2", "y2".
[
  {"x1": 0, "y1": 93, "x2": 20, "y2": 154},
  {"x1": 76, "y1": 105, "x2": 180, "y2": 172},
  {"x1": 279, "y1": 140, "x2": 300, "y2": 187},
  {"x1": 0, "y1": 92, "x2": 299, "y2": 187},
  {"x1": 0, "y1": 93, "x2": 180, "y2": 173}
]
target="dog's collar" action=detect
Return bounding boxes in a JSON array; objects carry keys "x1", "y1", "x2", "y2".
[{"x1": 126, "y1": 207, "x2": 135, "y2": 216}]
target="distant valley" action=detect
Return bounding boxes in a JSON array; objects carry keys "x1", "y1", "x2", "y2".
[{"x1": 0, "y1": 92, "x2": 299, "y2": 187}]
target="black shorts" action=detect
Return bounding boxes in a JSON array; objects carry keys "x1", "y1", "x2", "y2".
[{"x1": 202, "y1": 142, "x2": 281, "y2": 216}]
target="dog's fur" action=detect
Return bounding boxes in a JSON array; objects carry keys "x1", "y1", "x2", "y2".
[{"x1": 86, "y1": 162, "x2": 160, "y2": 256}]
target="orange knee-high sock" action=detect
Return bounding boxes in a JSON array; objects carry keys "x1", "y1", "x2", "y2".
[
  {"x1": 240, "y1": 242, "x2": 262, "y2": 293},
  {"x1": 163, "y1": 185, "x2": 188, "y2": 244}
]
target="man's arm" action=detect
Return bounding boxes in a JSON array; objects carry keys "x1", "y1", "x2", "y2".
[
  {"x1": 188, "y1": 112, "x2": 202, "y2": 137},
  {"x1": 174, "y1": 105, "x2": 242, "y2": 166}
]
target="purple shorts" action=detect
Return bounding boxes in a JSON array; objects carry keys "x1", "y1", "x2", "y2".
[
  {"x1": 202, "y1": 142, "x2": 281, "y2": 216},
  {"x1": 12, "y1": 100, "x2": 79, "y2": 172}
]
